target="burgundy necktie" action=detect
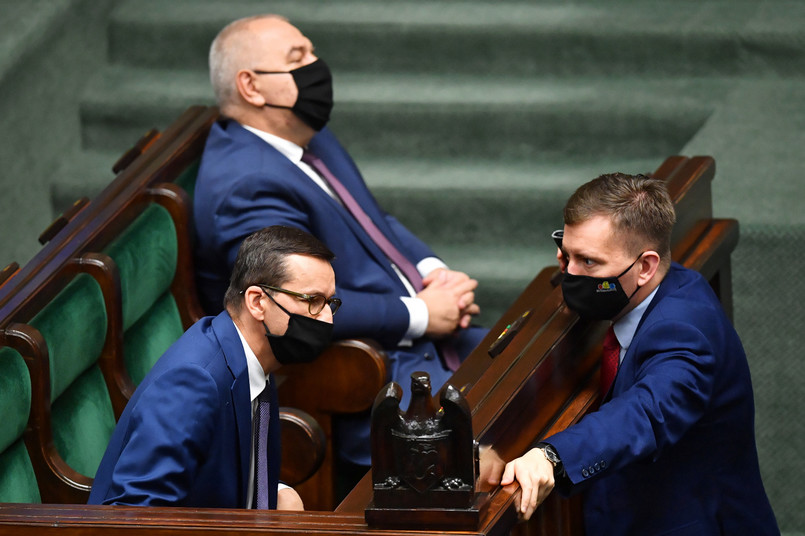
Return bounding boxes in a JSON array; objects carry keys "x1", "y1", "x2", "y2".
[
  {"x1": 253, "y1": 383, "x2": 270, "y2": 509},
  {"x1": 601, "y1": 326, "x2": 620, "y2": 397},
  {"x1": 301, "y1": 149, "x2": 460, "y2": 371}
]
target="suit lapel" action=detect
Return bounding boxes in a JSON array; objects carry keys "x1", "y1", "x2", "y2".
[{"x1": 211, "y1": 311, "x2": 252, "y2": 504}]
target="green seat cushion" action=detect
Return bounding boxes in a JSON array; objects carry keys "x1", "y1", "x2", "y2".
[
  {"x1": 29, "y1": 274, "x2": 114, "y2": 478},
  {"x1": 104, "y1": 203, "x2": 178, "y2": 331},
  {"x1": 124, "y1": 292, "x2": 183, "y2": 385},
  {"x1": 0, "y1": 440, "x2": 40, "y2": 503},
  {"x1": 50, "y1": 365, "x2": 116, "y2": 478},
  {"x1": 29, "y1": 274, "x2": 107, "y2": 401}
]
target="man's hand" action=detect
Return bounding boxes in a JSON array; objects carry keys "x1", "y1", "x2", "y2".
[
  {"x1": 418, "y1": 269, "x2": 480, "y2": 336},
  {"x1": 277, "y1": 487, "x2": 304, "y2": 511},
  {"x1": 500, "y1": 448, "x2": 556, "y2": 521},
  {"x1": 479, "y1": 445, "x2": 507, "y2": 490}
]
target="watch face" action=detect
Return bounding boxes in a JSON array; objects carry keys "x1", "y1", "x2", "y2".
[{"x1": 542, "y1": 446, "x2": 559, "y2": 465}]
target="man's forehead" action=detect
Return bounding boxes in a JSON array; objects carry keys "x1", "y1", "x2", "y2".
[
  {"x1": 563, "y1": 216, "x2": 619, "y2": 256},
  {"x1": 282, "y1": 254, "x2": 335, "y2": 291},
  {"x1": 250, "y1": 18, "x2": 310, "y2": 52}
]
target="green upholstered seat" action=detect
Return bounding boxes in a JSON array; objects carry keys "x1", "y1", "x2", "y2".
[
  {"x1": 29, "y1": 273, "x2": 115, "y2": 479},
  {"x1": 104, "y1": 203, "x2": 183, "y2": 385},
  {"x1": 0, "y1": 346, "x2": 40, "y2": 503}
]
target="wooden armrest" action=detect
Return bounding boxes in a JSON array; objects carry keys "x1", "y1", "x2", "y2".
[{"x1": 279, "y1": 407, "x2": 326, "y2": 487}]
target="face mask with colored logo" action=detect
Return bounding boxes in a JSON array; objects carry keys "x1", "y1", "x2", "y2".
[{"x1": 561, "y1": 254, "x2": 643, "y2": 320}]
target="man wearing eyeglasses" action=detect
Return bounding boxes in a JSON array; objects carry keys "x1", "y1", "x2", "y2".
[{"x1": 89, "y1": 226, "x2": 338, "y2": 510}]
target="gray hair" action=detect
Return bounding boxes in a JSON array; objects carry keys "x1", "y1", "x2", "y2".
[{"x1": 208, "y1": 14, "x2": 287, "y2": 109}]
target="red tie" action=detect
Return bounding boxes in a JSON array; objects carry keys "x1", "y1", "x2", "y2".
[
  {"x1": 301, "y1": 150, "x2": 461, "y2": 371},
  {"x1": 601, "y1": 326, "x2": 620, "y2": 397}
]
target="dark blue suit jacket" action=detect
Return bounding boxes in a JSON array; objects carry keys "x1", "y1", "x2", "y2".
[
  {"x1": 548, "y1": 263, "x2": 778, "y2": 535},
  {"x1": 89, "y1": 312, "x2": 280, "y2": 509},
  {"x1": 193, "y1": 120, "x2": 486, "y2": 465}
]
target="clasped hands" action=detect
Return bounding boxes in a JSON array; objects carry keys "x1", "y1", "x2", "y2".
[{"x1": 418, "y1": 268, "x2": 480, "y2": 337}]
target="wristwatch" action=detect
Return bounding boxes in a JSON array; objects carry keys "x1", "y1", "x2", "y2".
[{"x1": 537, "y1": 443, "x2": 561, "y2": 468}]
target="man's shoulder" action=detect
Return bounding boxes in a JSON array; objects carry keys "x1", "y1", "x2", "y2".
[{"x1": 148, "y1": 313, "x2": 240, "y2": 378}]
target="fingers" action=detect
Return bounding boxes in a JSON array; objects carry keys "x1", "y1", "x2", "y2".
[{"x1": 500, "y1": 461, "x2": 516, "y2": 486}]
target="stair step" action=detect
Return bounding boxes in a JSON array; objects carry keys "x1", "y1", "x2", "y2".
[
  {"x1": 363, "y1": 156, "x2": 661, "y2": 247},
  {"x1": 50, "y1": 149, "x2": 120, "y2": 215},
  {"x1": 79, "y1": 66, "x2": 722, "y2": 159},
  {"x1": 431, "y1": 244, "x2": 560, "y2": 326},
  {"x1": 107, "y1": 0, "x2": 805, "y2": 76}
]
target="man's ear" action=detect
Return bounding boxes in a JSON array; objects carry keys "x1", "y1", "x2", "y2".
[
  {"x1": 637, "y1": 251, "x2": 660, "y2": 286},
  {"x1": 236, "y1": 69, "x2": 266, "y2": 107},
  {"x1": 242, "y1": 286, "x2": 268, "y2": 322}
]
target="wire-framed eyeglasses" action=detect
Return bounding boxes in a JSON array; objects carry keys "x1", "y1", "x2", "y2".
[{"x1": 255, "y1": 284, "x2": 341, "y2": 316}]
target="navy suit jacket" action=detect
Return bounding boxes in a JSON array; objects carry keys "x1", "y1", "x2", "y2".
[
  {"x1": 89, "y1": 312, "x2": 280, "y2": 509},
  {"x1": 193, "y1": 120, "x2": 486, "y2": 464},
  {"x1": 548, "y1": 264, "x2": 778, "y2": 535}
]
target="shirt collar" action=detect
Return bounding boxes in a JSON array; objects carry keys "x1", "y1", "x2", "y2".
[
  {"x1": 242, "y1": 124, "x2": 304, "y2": 165},
  {"x1": 233, "y1": 322, "x2": 269, "y2": 402},
  {"x1": 612, "y1": 285, "x2": 659, "y2": 354}
]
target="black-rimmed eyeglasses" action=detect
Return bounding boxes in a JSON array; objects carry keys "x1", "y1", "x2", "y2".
[{"x1": 255, "y1": 284, "x2": 341, "y2": 316}]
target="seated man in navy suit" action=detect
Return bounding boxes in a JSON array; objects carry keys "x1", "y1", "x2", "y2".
[
  {"x1": 89, "y1": 226, "x2": 339, "y2": 509},
  {"x1": 495, "y1": 174, "x2": 778, "y2": 534},
  {"x1": 193, "y1": 14, "x2": 488, "y2": 483}
]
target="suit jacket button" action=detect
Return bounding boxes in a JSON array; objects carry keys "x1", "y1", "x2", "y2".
[
  {"x1": 582, "y1": 468, "x2": 589, "y2": 478},
  {"x1": 600, "y1": 460, "x2": 607, "y2": 469},
  {"x1": 424, "y1": 352, "x2": 433, "y2": 361},
  {"x1": 594, "y1": 462, "x2": 601, "y2": 471}
]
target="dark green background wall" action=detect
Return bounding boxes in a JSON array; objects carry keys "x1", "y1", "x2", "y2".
[{"x1": 0, "y1": 1, "x2": 802, "y2": 532}]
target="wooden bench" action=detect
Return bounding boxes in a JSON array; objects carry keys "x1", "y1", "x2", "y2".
[
  {"x1": 0, "y1": 140, "x2": 326, "y2": 504},
  {"x1": 0, "y1": 154, "x2": 736, "y2": 536},
  {"x1": 0, "y1": 105, "x2": 387, "y2": 510}
]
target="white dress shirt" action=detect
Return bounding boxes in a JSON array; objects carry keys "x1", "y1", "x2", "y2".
[{"x1": 234, "y1": 323, "x2": 288, "y2": 508}]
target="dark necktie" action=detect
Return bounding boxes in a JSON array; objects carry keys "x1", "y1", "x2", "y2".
[
  {"x1": 301, "y1": 150, "x2": 425, "y2": 292},
  {"x1": 301, "y1": 150, "x2": 461, "y2": 371},
  {"x1": 601, "y1": 326, "x2": 620, "y2": 397},
  {"x1": 253, "y1": 381, "x2": 271, "y2": 509}
]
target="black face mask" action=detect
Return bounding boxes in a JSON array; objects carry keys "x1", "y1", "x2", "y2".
[
  {"x1": 262, "y1": 293, "x2": 333, "y2": 365},
  {"x1": 561, "y1": 254, "x2": 643, "y2": 321},
  {"x1": 257, "y1": 58, "x2": 334, "y2": 131}
]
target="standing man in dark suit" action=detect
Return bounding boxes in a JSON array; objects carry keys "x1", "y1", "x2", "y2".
[
  {"x1": 496, "y1": 173, "x2": 778, "y2": 534},
  {"x1": 193, "y1": 14, "x2": 488, "y2": 477},
  {"x1": 89, "y1": 226, "x2": 339, "y2": 509}
]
